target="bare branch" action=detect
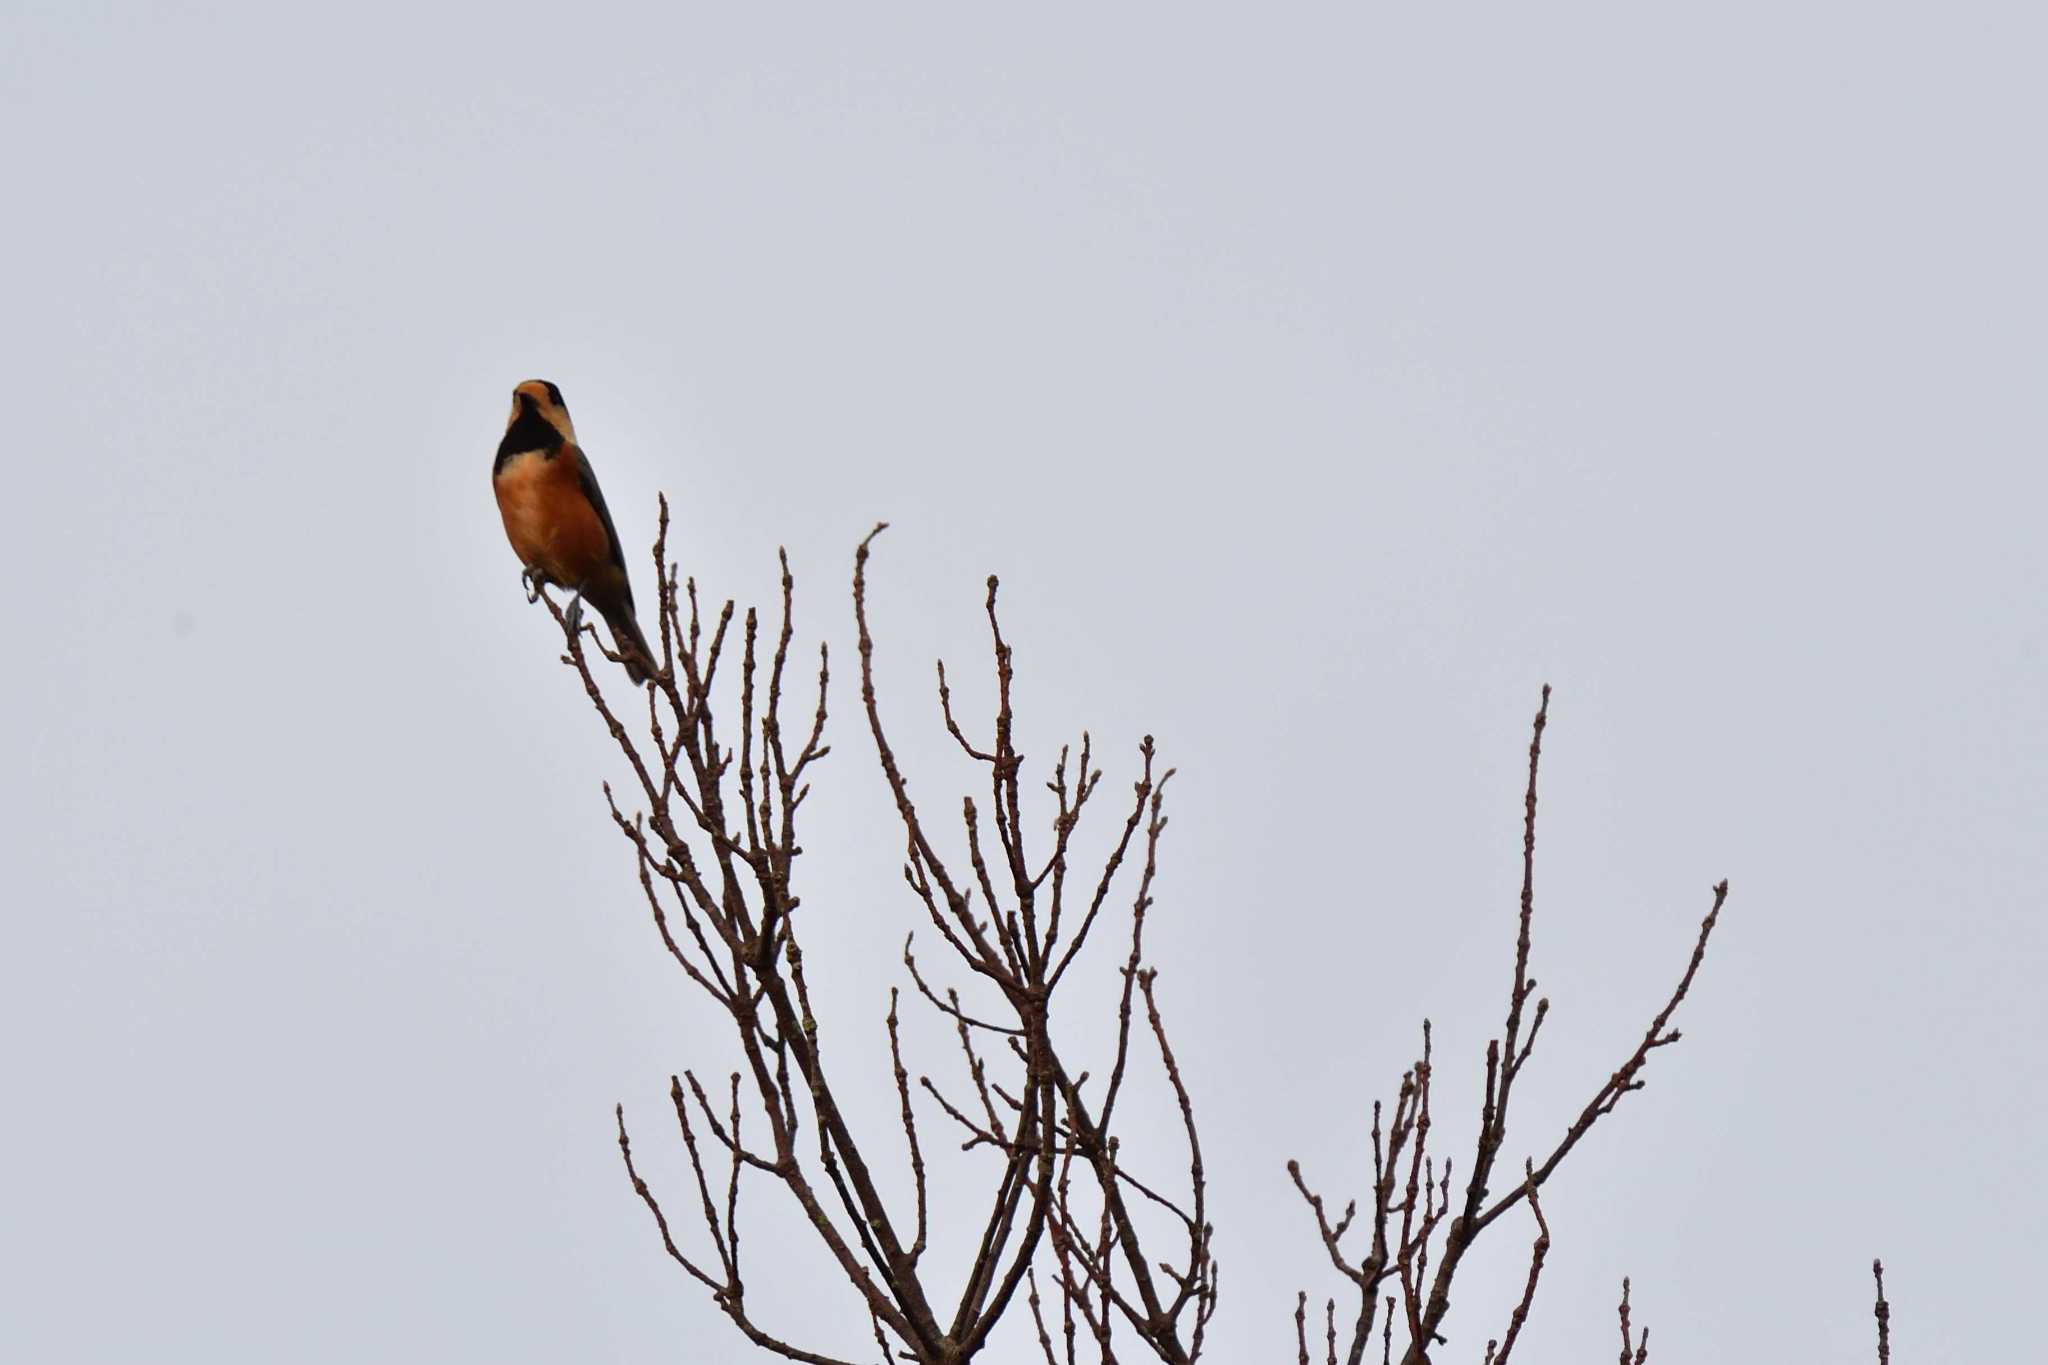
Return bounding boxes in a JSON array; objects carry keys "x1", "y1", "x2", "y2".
[
  {"x1": 1617, "y1": 1278, "x2": 1648, "y2": 1365},
  {"x1": 1282, "y1": 690, "x2": 1725, "y2": 1365},
  {"x1": 1486, "y1": 1164, "x2": 1549, "y2": 1365}
]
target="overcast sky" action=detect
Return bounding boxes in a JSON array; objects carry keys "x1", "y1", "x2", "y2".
[{"x1": 5, "y1": 4, "x2": 2043, "y2": 1361}]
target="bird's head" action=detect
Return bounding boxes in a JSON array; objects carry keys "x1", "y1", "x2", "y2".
[{"x1": 501, "y1": 378, "x2": 577, "y2": 454}]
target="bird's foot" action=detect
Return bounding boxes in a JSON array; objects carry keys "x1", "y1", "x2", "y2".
[
  {"x1": 521, "y1": 568, "x2": 544, "y2": 604},
  {"x1": 565, "y1": 593, "x2": 585, "y2": 634}
]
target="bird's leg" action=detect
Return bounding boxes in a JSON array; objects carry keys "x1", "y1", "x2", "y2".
[{"x1": 565, "y1": 592, "x2": 585, "y2": 634}]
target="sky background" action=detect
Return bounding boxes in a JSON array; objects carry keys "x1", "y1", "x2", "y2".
[{"x1": 4, "y1": 3, "x2": 2043, "y2": 1361}]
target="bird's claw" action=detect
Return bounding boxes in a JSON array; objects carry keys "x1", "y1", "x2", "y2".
[{"x1": 521, "y1": 568, "x2": 543, "y2": 604}]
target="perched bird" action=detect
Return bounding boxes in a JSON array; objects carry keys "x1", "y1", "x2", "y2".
[{"x1": 492, "y1": 379, "x2": 655, "y2": 683}]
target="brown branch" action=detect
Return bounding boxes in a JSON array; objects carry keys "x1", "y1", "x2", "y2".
[
  {"x1": 1616, "y1": 1279, "x2": 1648, "y2": 1365},
  {"x1": 577, "y1": 514, "x2": 1211, "y2": 1363},
  {"x1": 886, "y1": 991, "x2": 929, "y2": 1265},
  {"x1": 1282, "y1": 689, "x2": 1726, "y2": 1365},
  {"x1": 1472, "y1": 880, "x2": 1728, "y2": 1237},
  {"x1": 1486, "y1": 1164, "x2": 1549, "y2": 1365}
]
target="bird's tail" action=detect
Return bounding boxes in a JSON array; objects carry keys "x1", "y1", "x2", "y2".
[{"x1": 600, "y1": 605, "x2": 657, "y2": 685}]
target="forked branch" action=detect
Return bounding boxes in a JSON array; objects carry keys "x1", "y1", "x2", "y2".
[
  {"x1": 1288, "y1": 690, "x2": 1726, "y2": 1365},
  {"x1": 551, "y1": 508, "x2": 1207, "y2": 1363}
]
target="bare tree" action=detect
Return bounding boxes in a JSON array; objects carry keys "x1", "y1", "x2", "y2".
[
  {"x1": 549, "y1": 507, "x2": 1209, "y2": 1365},
  {"x1": 1285, "y1": 686, "x2": 1727, "y2": 1364},
  {"x1": 520, "y1": 512, "x2": 1836, "y2": 1362}
]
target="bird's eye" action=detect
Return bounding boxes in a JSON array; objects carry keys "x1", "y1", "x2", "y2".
[{"x1": 544, "y1": 382, "x2": 564, "y2": 408}]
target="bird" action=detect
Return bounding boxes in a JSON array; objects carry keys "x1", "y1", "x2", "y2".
[{"x1": 492, "y1": 379, "x2": 656, "y2": 684}]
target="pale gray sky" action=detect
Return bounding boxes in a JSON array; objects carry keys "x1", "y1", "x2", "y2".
[{"x1": 4, "y1": 4, "x2": 2042, "y2": 1361}]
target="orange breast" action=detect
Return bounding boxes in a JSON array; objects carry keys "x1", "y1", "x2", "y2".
[{"x1": 493, "y1": 447, "x2": 614, "y2": 588}]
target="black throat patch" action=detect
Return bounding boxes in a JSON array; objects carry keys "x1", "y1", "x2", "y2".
[{"x1": 494, "y1": 407, "x2": 563, "y2": 473}]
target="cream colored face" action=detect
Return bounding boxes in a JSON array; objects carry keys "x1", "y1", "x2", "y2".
[{"x1": 507, "y1": 379, "x2": 577, "y2": 445}]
